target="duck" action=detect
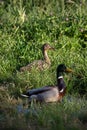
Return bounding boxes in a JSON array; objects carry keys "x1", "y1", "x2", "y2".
[
  {"x1": 20, "y1": 43, "x2": 54, "y2": 72},
  {"x1": 21, "y1": 64, "x2": 73, "y2": 103}
]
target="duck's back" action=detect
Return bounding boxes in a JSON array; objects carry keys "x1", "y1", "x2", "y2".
[
  {"x1": 20, "y1": 60, "x2": 50, "y2": 71},
  {"x1": 29, "y1": 86, "x2": 59, "y2": 102}
]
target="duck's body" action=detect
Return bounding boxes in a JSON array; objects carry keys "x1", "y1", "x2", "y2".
[
  {"x1": 21, "y1": 64, "x2": 72, "y2": 103},
  {"x1": 20, "y1": 43, "x2": 54, "y2": 72},
  {"x1": 25, "y1": 86, "x2": 60, "y2": 102},
  {"x1": 20, "y1": 59, "x2": 50, "y2": 71}
]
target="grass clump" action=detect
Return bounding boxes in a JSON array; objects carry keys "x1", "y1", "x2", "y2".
[{"x1": 0, "y1": 88, "x2": 87, "y2": 130}]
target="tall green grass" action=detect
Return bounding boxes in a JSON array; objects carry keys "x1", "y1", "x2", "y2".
[
  {"x1": 0, "y1": 0, "x2": 87, "y2": 129},
  {"x1": 0, "y1": 0, "x2": 87, "y2": 93}
]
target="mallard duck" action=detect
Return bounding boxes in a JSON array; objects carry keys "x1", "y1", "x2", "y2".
[
  {"x1": 21, "y1": 64, "x2": 73, "y2": 103},
  {"x1": 20, "y1": 43, "x2": 54, "y2": 72}
]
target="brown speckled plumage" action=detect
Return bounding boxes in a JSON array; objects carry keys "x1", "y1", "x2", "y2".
[{"x1": 20, "y1": 43, "x2": 54, "y2": 72}]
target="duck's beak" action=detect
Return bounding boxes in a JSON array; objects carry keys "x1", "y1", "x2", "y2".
[
  {"x1": 49, "y1": 46, "x2": 55, "y2": 50},
  {"x1": 65, "y1": 68, "x2": 73, "y2": 73}
]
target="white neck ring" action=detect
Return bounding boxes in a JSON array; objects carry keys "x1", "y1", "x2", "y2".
[{"x1": 58, "y1": 76, "x2": 63, "y2": 79}]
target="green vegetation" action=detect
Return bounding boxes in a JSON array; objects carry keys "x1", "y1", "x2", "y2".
[{"x1": 0, "y1": 0, "x2": 87, "y2": 129}]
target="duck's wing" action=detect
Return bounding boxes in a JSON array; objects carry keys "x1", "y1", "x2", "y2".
[
  {"x1": 20, "y1": 60, "x2": 44, "y2": 71},
  {"x1": 26, "y1": 86, "x2": 53, "y2": 96}
]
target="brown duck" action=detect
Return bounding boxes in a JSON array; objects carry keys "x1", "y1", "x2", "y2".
[
  {"x1": 21, "y1": 64, "x2": 73, "y2": 103},
  {"x1": 20, "y1": 43, "x2": 54, "y2": 72}
]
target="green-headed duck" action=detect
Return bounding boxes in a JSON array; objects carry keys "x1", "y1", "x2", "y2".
[{"x1": 21, "y1": 64, "x2": 73, "y2": 103}]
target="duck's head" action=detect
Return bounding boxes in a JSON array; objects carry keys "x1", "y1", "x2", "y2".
[
  {"x1": 57, "y1": 64, "x2": 73, "y2": 77},
  {"x1": 43, "y1": 43, "x2": 55, "y2": 51}
]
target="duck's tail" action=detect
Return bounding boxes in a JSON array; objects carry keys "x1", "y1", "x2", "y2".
[{"x1": 21, "y1": 94, "x2": 29, "y2": 98}]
